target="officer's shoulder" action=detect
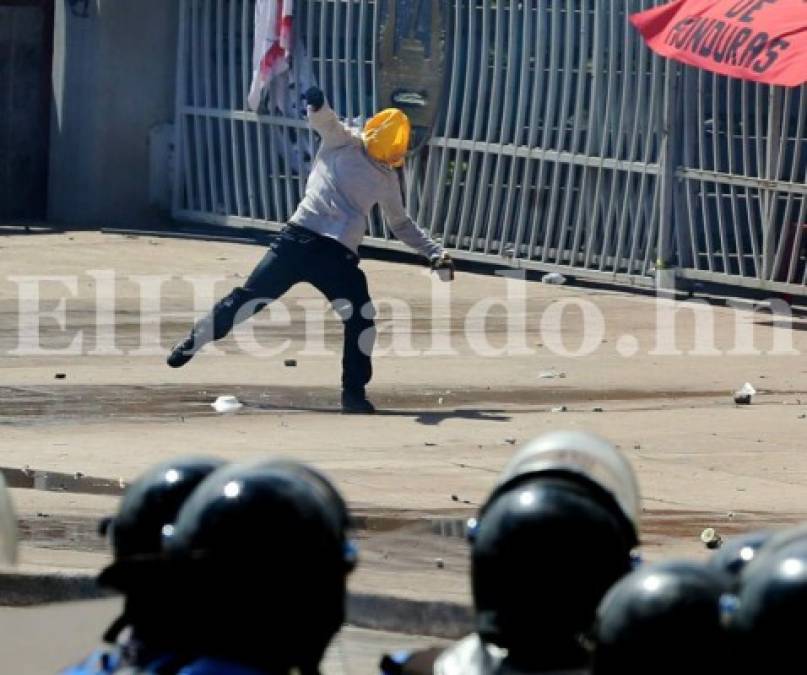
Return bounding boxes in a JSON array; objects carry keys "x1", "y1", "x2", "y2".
[
  {"x1": 380, "y1": 647, "x2": 444, "y2": 675},
  {"x1": 60, "y1": 648, "x2": 121, "y2": 674}
]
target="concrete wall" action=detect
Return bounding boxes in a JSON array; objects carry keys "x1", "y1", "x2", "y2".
[{"x1": 49, "y1": 0, "x2": 179, "y2": 227}]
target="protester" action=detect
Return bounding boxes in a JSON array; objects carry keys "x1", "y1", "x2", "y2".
[{"x1": 168, "y1": 86, "x2": 454, "y2": 414}]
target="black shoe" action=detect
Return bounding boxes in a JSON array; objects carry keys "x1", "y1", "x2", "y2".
[
  {"x1": 167, "y1": 335, "x2": 198, "y2": 368},
  {"x1": 341, "y1": 390, "x2": 376, "y2": 415}
]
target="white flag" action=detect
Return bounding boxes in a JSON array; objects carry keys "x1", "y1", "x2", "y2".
[{"x1": 248, "y1": 0, "x2": 293, "y2": 111}]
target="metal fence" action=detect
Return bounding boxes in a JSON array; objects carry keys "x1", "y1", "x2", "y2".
[{"x1": 173, "y1": 0, "x2": 807, "y2": 296}]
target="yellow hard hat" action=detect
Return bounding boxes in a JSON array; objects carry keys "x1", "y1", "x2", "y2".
[{"x1": 363, "y1": 108, "x2": 411, "y2": 167}]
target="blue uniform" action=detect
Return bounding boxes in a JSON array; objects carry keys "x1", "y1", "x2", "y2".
[
  {"x1": 61, "y1": 649, "x2": 123, "y2": 675},
  {"x1": 61, "y1": 648, "x2": 181, "y2": 674},
  {"x1": 175, "y1": 659, "x2": 268, "y2": 674}
]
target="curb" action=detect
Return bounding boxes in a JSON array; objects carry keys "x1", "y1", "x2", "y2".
[
  {"x1": 0, "y1": 572, "x2": 114, "y2": 606},
  {"x1": 0, "y1": 572, "x2": 473, "y2": 639}
]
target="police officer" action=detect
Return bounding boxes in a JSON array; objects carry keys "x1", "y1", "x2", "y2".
[
  {"x1": 167, "y1": 86, "x2": 454, "y2": 414},
  {"x1": 728, "y1": 538, "x2": 807, "y2": 674},
  {"x1": 0, "y1": 472, "x2": 18, "y2": 567},
  {"x1": 161, "y1": 459, "x2": 356, "y2": 674},
  {"x1": 591, "y1": 560, "x2": 731, "y2": 675},
  {"x1": 62, "y1": 456, "x2": 225, "y2": 674},
  {"x1": 707, "y1": 530, "x2": 772, "y2": 590},
  {"x1": 382, "y1": 431, "x2": 640, "y2": 675}
]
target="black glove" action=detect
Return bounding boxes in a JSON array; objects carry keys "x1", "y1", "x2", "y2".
[{"x1": 303, "y1": 86, "x2": 325, "y2": 112}]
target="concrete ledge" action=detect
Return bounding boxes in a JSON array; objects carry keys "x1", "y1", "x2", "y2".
[
  {"x1": 0, "y1": 572, "x2": 113, "y2": 606},
  {"x1": 347, "y1": 592, "x2": 473, "y2": 639},
  {"x1": 0, "y1": 572, "x2": 473, "y2": 639}
]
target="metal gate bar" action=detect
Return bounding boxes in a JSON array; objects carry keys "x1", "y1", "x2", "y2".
[{"x1": 173, "y1": 0, "x2": 807, "y2": 295}]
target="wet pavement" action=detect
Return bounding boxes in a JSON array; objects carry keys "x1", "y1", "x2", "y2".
[{"x1": 0, "y1": 383, "x2": 742, "y2": 427}]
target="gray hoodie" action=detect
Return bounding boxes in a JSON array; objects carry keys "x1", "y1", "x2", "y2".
[{"x1": 289, "y1": 104, "x2": 443, "y2": 260}]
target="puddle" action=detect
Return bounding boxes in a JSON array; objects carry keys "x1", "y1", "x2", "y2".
[
  {"x1": 18, "y1": 515, "x2": 107, "y2": 554},
  {"x1": 641, "y1": 508, "x2": 807, "y2": 546},
  {"x1": 0, "y1": 384, "x2": 738, "y2": 427},
  {"x1": 1, "y1": 467, "x2": 124, "y2": 497},
  {"x1": 12, "y1": 497, "x2": 807, "y2": 560}
]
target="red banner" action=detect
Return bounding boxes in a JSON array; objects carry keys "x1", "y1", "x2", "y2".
[{"x1": 630, "y1": 0, "x2": 807, "y2": 87}]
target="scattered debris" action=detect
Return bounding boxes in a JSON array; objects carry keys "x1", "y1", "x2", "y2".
[
  {"x1": 799, "y1": 414, "x2": 807, "y2": 420},
  {"x1": 633, "y1": 444, "x2": 642, "y2": 450},
  {"x1": 558, "y1": 372, "x2": 567, "y2": 379},
  {"x1": 462, "y1": 499, "x2": 472, "y2": 505},
  {"x1": 36, "y1": 512, "x2": 50, "y2": 518},
  {"x1": 539, "y1": 370, "x2": 559, "y2": 379},
  {"x1": 592, "y1": 407, "x2": 604, "y2": 413},
  {"x1": 451, "y1": 494, "x2": 459, "y2": 502},
  {"x1": 211, "y1": 395, "x2": 243, "y2": 413},
  {"x1": 542, "y1": 272, "x2": 567, "y2": 285},
  {"x1": 435, "y1": 558, "x2": 445, "y2": 569},
  {"x1": 284, "y1": 359, "x2": 298, "y2": 367},
  {"x1": 700, "y1": 527, "x2": 723, "y2": 550},
  {"x1": 733, "y1": 382, "x2": 756, "y2": 405},
  {"x1": 54, "y1": 373, "x2": 67, "y2": 380},
  {"x1": 73, "y1": 472, "x2": 84, "y2": 480},
  {"x1": 425, "y1": 442, "x2": 437, "y2": 447},
  {"x1": 551, "y1": 405, "x2": 568, "y2": 413},
  {"x1": 504, "y1": 438, "x2": 517, "y2": 445},
  {"x1": 727, "y1": 512, "x2": 735, "y2": 519}
]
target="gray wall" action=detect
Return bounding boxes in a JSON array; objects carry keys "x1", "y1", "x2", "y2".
[
  {"x1": 49, "y1": 0, "x2": 179, "y2": 227},
  {"x1": 1, "y1": 3, "x2": 51, "y2": 221}
]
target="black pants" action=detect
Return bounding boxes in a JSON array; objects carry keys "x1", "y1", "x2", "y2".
[{"x1": 192, "y1": 225, "x2": 376, "y2": 394}]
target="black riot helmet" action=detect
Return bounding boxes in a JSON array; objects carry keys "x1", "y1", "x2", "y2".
[
  {"x1": 97, "y1": 456, "x2": 225, "y2": 645},
  {"x1": 592, "y1": 560, "x2": 731, "y2": 675},
  {"x1": 469, "y1": 476, "x2": 634, "y2": 672},
  {"x1": 494, "y1": 431, "x2": 641, "y2": 548},
  {"x1": 708, "y1": 530, "x2": 772, "y2": 589},
  {"x1": 99, "y1": 456, "x2": 226, "y2": 568},
  {"x1": 164, "y1": 460, "x2": 356, "y2": 673},
  {"x1": 729, "y1": 539, "x2": 807, "y2": 673}
]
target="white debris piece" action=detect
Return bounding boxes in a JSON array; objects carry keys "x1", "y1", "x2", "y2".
[
  {"x1": 211, "y1": 395, "x2": 244, "y2": 413},
  {"x1": 542, "y1": 272, "x2": 567, "y2": 285},
  {"x1": 539, "y1": 370, "x2": 558, "y2": 379},
  {"x1": 733, "y1": 382, "x2": 756, "y2": 405},
  {"x1": 700, "y1": 527, "x2": 723, "y2": 550}
]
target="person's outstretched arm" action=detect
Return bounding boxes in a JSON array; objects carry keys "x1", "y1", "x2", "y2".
[
  {"x1": 303, "y1": 86, "x2": 356, "y2": 151},
  {"x1": 379, "y1": 175, "x2": 450, "y2": 266}
]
